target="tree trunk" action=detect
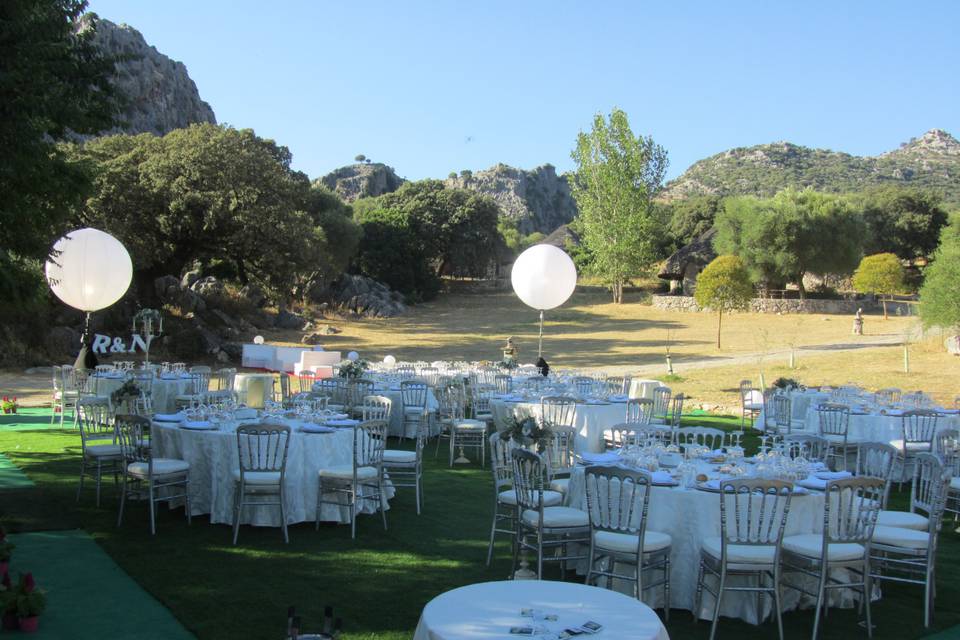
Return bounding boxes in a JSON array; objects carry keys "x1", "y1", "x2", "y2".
[
  {"x1": 797, "y1": 275, "x2": 806, "y2": 300},
  {"x1": 882, "y1": 297, "x2": 888, "y2": 319},
  {"x1": 611, "y1": 280, "x2": 624, "y2": 304},
  {"x1": 716, "y1": 308, "x2": 722, "y2": 349}
]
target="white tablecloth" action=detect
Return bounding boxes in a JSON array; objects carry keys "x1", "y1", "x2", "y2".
[
  {"x1": 491, "y1": 399, "x2": 628, "y2": 453},
  {"x1": 629, "y1": 379, "x2": 664, "y2": 400},
  {"x1": 152, "y1": 419, "x2": 393, "y2": 526},
  {"x1": 413, "y1": 580, "x2": 669, "y2": 640},
  {"x1": 93, "y1": 375, "x2": 192, "y2": 414},
  {"x1": 565, "y1": 465, "x2": 854, "y2": 623},
  {"x1": 234, "y1": 373, "x2": 276, "y2": 408}
]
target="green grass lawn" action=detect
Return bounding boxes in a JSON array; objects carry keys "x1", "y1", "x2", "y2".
[{"x1": 0, "y1": 410, "x2": 957, "y2": 639}]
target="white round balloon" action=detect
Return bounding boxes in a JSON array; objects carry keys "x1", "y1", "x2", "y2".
[
  {"x1": 347, "y1": 351, "x2": 360, "y2": 361},
  {"x1": 383, "y1": 355, "x2": 397, "y2": 365},
  {"x1": 45, "y1": 228, "x2": 133, "y2": 312},
  {"x1": 511, "y1": 244, "x2": 577, "y2": 310},
  {"x1": 253, "y1": 335, "x2": 265, "y2": 345}
]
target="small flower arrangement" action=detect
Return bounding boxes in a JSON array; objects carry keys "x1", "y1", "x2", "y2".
[
  {"x1": 110, "y1": 380, "x2": 141, "y2": 405},
  {"x1": 500, "y1": 414, "x2": 554, "y2": 452},
  {"x1": 0, "y1": 397, "x2": 17, "y2": 414},
  {"x1": 772, "y1": 377, "x2": 800, "y2": 390},
  {"x1": 338, "y1": 359, "x2": 369, "y2": 380},
  {"x1": 496, "y1": 359, "x2": 518, "y2": 371},
  {"x1": 14, "y1": 573, "x2": 45, "y2": 620}
]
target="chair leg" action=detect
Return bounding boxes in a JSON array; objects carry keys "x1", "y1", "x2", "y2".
[
  {"x1": 232, "y1": 485, "x2": 242, "y2": 545},
  {"x1": 811, "y1": 565, "x2": 829, "y2": 640},
  {"x1": 148, "y1": 482, "x2": 157, "y2": 535},
  {"x1": 773, "y1": 567, "x2": 785, "y2": 640},
  {"x1": 350, "y1": 484, "x2": 357, "y2": 539},
  {"x1": 864, "y1": 562, "x2": 874, "y2": 638},
  {"x1": 76, "y1": 458, "x2": 86, "y2": 502},
  {"x1": 315, "y1": 479, "x2": 323, "y2": 530},
  {"x1": 95, "y1": 459, "x2": 103, "y2": 508},
  {"x1": 693, "y1": 560, "x2": 705, "y2": 621},
  {"x1": 117, "y1": 475, "x2": 128, "y2": 527},
  {"x1": 184, "y1": 476, "x2": 191, "y2": 525},
  {"x1": 663, "y1": 555, "x2": 671, "y2": 622},
  {"x1": 280, "y1": 490, "x2": 289, "y2": 544},
  {"x1": 379, "y1": 477, "x2": 388, "y2": 531},
  {"x1": 415, "y1": 466, "x2": 422, "y2": 515},
  {"x1": 487, "y1": 498, "x2": 500, "y2": 566},
  {"x1": 709, "y1": 569, "x2": 726, "y2": 640}
]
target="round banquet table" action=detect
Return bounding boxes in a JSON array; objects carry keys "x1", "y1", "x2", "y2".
[
  {"x1": 92, "y1": 373, "x2": 192, "y2": 414},
  {"x1": 233, "y1": 373, "x2": 276, "y2": 408},
  {"x1": 629, "y1": 379, "x2": 665, "y2": 400},
  {"x1": 413, "y1": 580, "x2": 670, "y2": 640},
  {"x1": 152, "y1": 418, "x2": 394, "y2": 526},
  {"x1": 316, "y1": 379, "x2": 439, "y2": 438},
  {"x1": 491, "y1": 398, "x2": 627, "y2": 453}
]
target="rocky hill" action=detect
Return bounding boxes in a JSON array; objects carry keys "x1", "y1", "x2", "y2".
[
  {"x1": 84, "y1": 16, "x2": 216, "y2": 136},
  {"x1": 662, "y1": 129, "x2": 960, "y2": 205},
  {"x1": 319, "y1": 163, "x2": 405, "y2": 201},
  {"x1": 445, "y1": 163, "x2": 577, "y2": 234}
]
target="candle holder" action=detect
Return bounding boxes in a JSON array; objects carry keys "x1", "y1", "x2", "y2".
[{"x1": 132, "y1": 308, "x2": 163, "y2": 366}]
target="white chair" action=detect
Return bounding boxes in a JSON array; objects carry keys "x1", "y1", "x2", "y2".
[
  {"x1": 870, "y1": 453, "x2": 949, "y2": 628},
  {"x1": 541, "y1": 396, "x2": 576, "y2": 428},
  {"x1": 765, "y1": 394, "x2": 794, "y2": 436},
  {"x1": 676, "y1": 427, "x2": 726, "y2": 451},
  {"x1": 782, "y1": 434, "x2": 829, "y2": 463},
  {"x1": 511, "y1": 448, "x2": 589, "y2": 579},
  {"x1": 817, "y1": 403, "x2": 855, "y2": 471},
  {"x1": 316, "y1": 419, "x2": 388, "y2": 539},
  {"x1": 76, "y1": 396, "x2": 120, "y2": 507},
  {"x1": 603, "y1": 424, "x2": 638, "y2": 450},
  {"x1": 361, "y1": 395, "x2": 392, "y2": 422},
  {"x1": 585, "y1": 466, "x2": 671, "y2": 616},
  {"x1": 625, "y1": 398, "x2": 654, "y2": 425},
  {"x1": 545, "y1": 425, "x2": 577, "y2": 496},
  {"x1": 650, "y1": 386, "x2": 672, "y2": 425},
  {"x1": 471, "y1": 384, "x2": 494, "y2": 423},
  {"x1": 892, "y1": 410, "x2": 939, "y2": 487},
  {"x1": 174, "y1": 367, "x2": 212, "y2": 409},
  {"x1": 780, "y1": 477, "x2": 884, "y2": 639},
  {"x1": 232, "y1": 424, "x2": 291, "y2": 544},
  {"x1": 346, "y1": 379, "x2": 375, "y2": 416},
  {"x1": 739, "y1": 380, "x2": 763, "y2": 428},
  {"x1": 935, "y1": 429, "x2": 959, "y2": 525},
  {"x1": 400, "y1": 381, "x2": 429, "y2": 442},
  {"x1": 116, "y1": 414, "x2": 191, "y2": 535},
  {"x1": 695, "y1": 479, "x2": 793, "y2": 640},
  {"x1": 382, "y1": 420, "x2": 427, "y2": 515}
]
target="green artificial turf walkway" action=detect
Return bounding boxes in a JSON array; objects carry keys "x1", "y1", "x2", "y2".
[
  {"x1": 0, "y1": 407, "x2": 957, "y2": 639},
  {"x1": 0, "y1": 453, "x2": 33, "y2": 488},
  {"x1": 8, "y1": 530, "x2": 193, "y2": 639}
]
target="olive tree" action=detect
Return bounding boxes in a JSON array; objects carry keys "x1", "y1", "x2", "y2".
[
  {"x1": 694, "y1": 255, "x2": 754, "y2": 349},
  {"x1": 851, "y1": 253, "x2": 907, "y2": 319}
]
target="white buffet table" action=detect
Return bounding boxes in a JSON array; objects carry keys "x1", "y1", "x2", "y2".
[
  {"x1": 152, "y1": 418, "x2": 394, "y2": 526},
  {"x1": 413, "y1": 580, "x2": 669, "y2": 640}
]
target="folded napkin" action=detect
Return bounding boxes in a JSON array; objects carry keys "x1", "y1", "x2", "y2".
[
  {"x1": 301, "y1": 424, "x2": 336, "y2": 433},
  {"x1": 815, "y1": 470, "x2": 853, "y2": 480},
  {"x1": 325, "y1": 418, "x2": 360, "y2": 427},
  {"x1": 182, "y1": 421, "x2": 213, "y2": 430},
  {"x1": 234, "y1": 408, "x2": 258, "y2": 420},
  {"x1": 154, "y1": 412, "x2": 185, "y2": 422},
  {"x1": 700, "y1": 479, "x2": 723, "y2": 491},
  {"x1": 580, "y1": 451, "x2": 621, "y2": 465},
  {"x1": 583, "y1": 398, "x2": 608, "y2": 405},
  {"x1": 650, "y1": 470, "x2": 676, "y2": 485},
  {"x1": 798, "y1": 476, "x2": 829, "y2": 490},
  {"x1": 699, "y1": 449, "x2": 726, "y2": 459}
]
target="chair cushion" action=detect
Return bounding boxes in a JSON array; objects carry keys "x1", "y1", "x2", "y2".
[
  {"x1": 499, "y1": 489, "x2": 562, "y2": 507},
  {"x1": 876, "y1": 510, "x2": 929, "y2": 531},
  {"x1": 127, "y1": 458, "x2": 189, "y2": 478},
  {"x1": 383, "y1": 450, "x2": 417, "y2": 464},
  {"x1": 318, "y1": 465, "x2": 379, "y2": 480},
  {"x1": 521, "y1": 506, "x2": 589, "y2": 529},
  {"x1": 872, "y1": 525, "x2": 930, "y2": 549},
  {"x1": 232, "y1": 470, "x2": 282, "y2": 485},
  {"x1": 453, "y1": 419, "x2": 486, "y2": 430},
  {"x1": 86, "y1": 444, "x2": 122, "y2": 457},
  {"x1": 594, "y1": 529, "x2": 671, "y2": 554},
  {"x1": 782, "y1": 533, "x2": 865, "y2": 561},
  {"x1": 702, "y1": 536, "x2": 777, "y2": 570},
  {"x1": 549, "y1": 477, "x2": 570, "y2": 494},
  {"x1": 744, "y1": 403, "x2": 763, "y2": 411},
  {"x1": 889, "y1": 439, "x2": 932, "y2": 452}
]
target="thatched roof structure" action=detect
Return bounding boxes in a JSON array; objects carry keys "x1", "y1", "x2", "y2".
[
  {"x1": 658, "y1": 227, "x2": 717, "y2": 280},
  {"x1": 541, "y1": 224, "x2": 580, "y2": 249}
]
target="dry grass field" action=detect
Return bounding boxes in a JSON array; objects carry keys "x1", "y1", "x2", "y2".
[{"x1": 5, "y1": 288, "x2": 957, "y2": 410}]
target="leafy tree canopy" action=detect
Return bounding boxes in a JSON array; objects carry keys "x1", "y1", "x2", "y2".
[
  {"x1": 713, "y1": 188, "x2": 864, "y2": 297},
  {"x1": 852, "y1": 253, "x2": 907, "y2": 296},
  {"x1": 694, "y1": 255, "x2": 754, "y2": 348},
  {"x1": 666, "y1": 195, "x2": 724, "y2": 247},
  {"x1": 569, "y1": 108, "x2": 668, "y2": 303},
  {"x1": 919, "y1": 220, "x2": 960, "y2": 330},
  {"x1": 854, "y1": 187, "x2": 948, "y2": 260}
]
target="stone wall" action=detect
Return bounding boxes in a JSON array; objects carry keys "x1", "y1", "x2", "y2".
[{"x1": 651, "y1": 295, "x2": 916, "y2": 316}]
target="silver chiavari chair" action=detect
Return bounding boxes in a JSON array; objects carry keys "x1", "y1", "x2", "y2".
[
  {"x1": 232, "y1": 423, "x2": 291, "y2": 544},
  {"x1": 382, "y1": 418, "x2": 429, "y2": 515},
  {"x1": 651, "y1": 386, "x2": 672, "y2": 425},
  {"x1": 541, "y1": 395, "x2": 576, "y2": 428},
  {"x1": 893, "y1": 409, "x2": 939, "y2": 487},
  {"x1": 544, "y1": 425, "x2": 577, "y2": 496},
  {"x1": 493, "y1": 374, "x2": 513, "y2": 394},
  {"x1": 76, "y1": 396, "x2": 120, "y2": 507},
  {"x1": 818, "y1": 403, "x2": 855, "y2": 471},
  {"x1": 782, "y1": 434, "x2": 829, "y2": 463}
]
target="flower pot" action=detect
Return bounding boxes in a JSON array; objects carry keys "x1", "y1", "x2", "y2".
[
  {"x1": 1, "y1": 613, "x2": 18, "y2": 631},
  {"x1": 18, "y1": 615, "x2": 39, "y2": 633}
]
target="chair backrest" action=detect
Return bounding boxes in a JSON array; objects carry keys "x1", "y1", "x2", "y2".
[
  {"x1": 652, "y1": 386, "x2": 671, "y2": 419},
  {"x1": 188, "y1": 370, "x2": 212, "y2": 396},
  {"x1": 236, "y1": 424, "x2": 291, "y2": 477},
  {"x1": 490, "y1": 431, "x2": 518, "y2": 489},
  {"x1": 115, "y1": 414, "x2": 152, "y2": 466},
  {"x1": 297, "y1": 371, "x2": 317, "y2": 393},
  {"x1": 606, "y1": 376, "x2": 628, "y2": 396},
  {"x1": 901, "y1": 410, "x2": 939, "y2": 448},
  {"x1": 822, "y1": 477, "x2": 884, "y2": 545},
  {"x1": 935, "y1": 429, "x2": 958, "y2": 474},
  {"x1": 354, "y1": 419, "x2": 387, "y2": 469},
  {"x1": 51, "y1": 365, "x2": 63, "y2": 392},
  {"x1": 347, "y1": 379, "x2": 375, "y2": 407},
  {"x1": 361, "y1": 395, "x2": 392, "y2": 422},
  {"x1": 855, "y1": 442, "x2": 896, "y2": 507},
  {"x1": 472, "y1": 384, "x2": 494, "y2": 416},
  {"x1": 77, "y1": 396, "x2": 114, "y2": 446},
  {"x1": 95, "y1": 364, "x2": 114, "y2": 374},
  {"x1": 909, "y1": 452, "x2": 947, "y2": 522},
  {"x1": 676, "y1": 426, "x2": 725, "y2": 450},
  {"x1": 625, "y1": 398, "x2": 654, "y2": 425},
  {"x1": 493, "y1": 374, "x2": 512, "y2": 394},
  {"x1": 541, "y1": 396, "x2": 576, "y2": 427},
  {"x1": 510, "y1": 448, "x2": 548, "y2": 512},
  {"x1": 782, "y1": 434, "x2": 829, "y2": 461},
  {"x1": 544, "y1": 425, "x2": 576, "y2": 477},
  {"x1": 771, "y1": 395, "x2": 792, "y2": 434},
  {"x1": 216, "y1": 367, "x2": 237, "y2": 391},
  {"x1": 668, "y1": 393, "x2": 685, "y2": 428},
  {"x1": 604, "y1": 424, "x2": 636, "y2": 449},
  {"x1": 401, "y1": 381, "x2": 428, "y2": 409},
  {"x1": 276, "y1": 374, "x2": 291, "y2": 403},
  {"x1": 718, "y1": 479, "x2": 793, "y2": 552},
  {"x1": 876, "y1": 388, "x2": 901, "y2": 404},
  {"x1": 571, "y1": 376, "x2": 595, "y2": 396},
  {"x1": 584, "y1": 466, "x2": 652, "y2": 543},
  {"x1": 817, "y1": 403, "x2": 850, "y2": 439}
]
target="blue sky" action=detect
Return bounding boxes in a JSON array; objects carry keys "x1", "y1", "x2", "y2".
[{"x1": 87, "y1": 0, "x2": 959, "y2": 182}]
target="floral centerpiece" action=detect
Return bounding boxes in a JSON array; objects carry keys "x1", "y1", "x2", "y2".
[
  {"x1": 13, "y1": 573, "x2": 45, "y2": 633},
  {"x1": 0, "y1": 528, "x2": 14, "y2": 573},
  {"x1": 772, "y1": 377, "x2": 800, "y2": 391},
  {"x1": 0, "y1": 397, "x2": 17, "y2": 414},
  {"x1": 496, "y1": 359, "x2": 518, "y2": 371},
  {"x1": 338, "y1": 359, "x2": 369, "y2": 380},
  {"x1": 500, "y1": 413, "x2": 553, "y2": 452},
  {"x1": 110, "y1": 380, "x2": 141, "y2": 406}
]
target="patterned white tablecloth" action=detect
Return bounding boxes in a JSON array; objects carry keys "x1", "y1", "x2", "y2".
[
  {"x1": 414, "y1": 580, "x2": 669, "y2": 640},
  {"x1": 93, "y1": 374, "x2": 193, "y2": 414},
  {"x1": 152, "y1": 419, "x2": 394, "y2": 527},
  {"x1": 490, "y1": 398, "x2": 629, "y2": 453}
]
